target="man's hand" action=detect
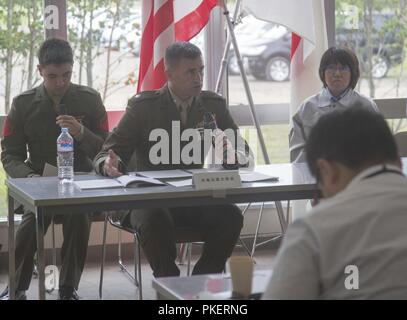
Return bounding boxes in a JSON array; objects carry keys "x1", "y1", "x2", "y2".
[
  {"x1": 56, "y1": 115, "x2": 82, "y2": 137},
  {"x1": 213, "y1": 128, "x2": 236, "y2": 164},
  {"x1": 103, "y1": 149, "x2": 123, "y2": 177}
]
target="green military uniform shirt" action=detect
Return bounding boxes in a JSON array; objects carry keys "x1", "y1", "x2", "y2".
[
  {"x1": 94, "y1": 85, "x2": 251, "y2": 174},
  {"x1": 1, "y1": 83, "x2": 109, "y2": 178}
]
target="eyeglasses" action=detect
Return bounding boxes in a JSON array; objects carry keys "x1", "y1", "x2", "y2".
[{"x1": 325, "y1": 64, "x2": 351, "y2": 74}]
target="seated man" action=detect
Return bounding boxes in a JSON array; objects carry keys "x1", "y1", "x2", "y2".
[
  {"x1": 94, "y1": 41, "x2": 253, "y2": 277},
  {"x1": 262, "y1": 106, "x2": 407, "y2": 299},
  {"x1": 1, "y1": 38, "x2": 108, "y2": 300}
]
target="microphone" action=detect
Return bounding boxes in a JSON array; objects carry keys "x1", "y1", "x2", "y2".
[
  {"x1": 58, "y1": 104, "x2": 67, "y2": 115},
  {"x1": 203, "y1": 112, "x2": 238, "y2": 169},
  {"x1": 203, "y1": 112, "x2": 217, "y2": 131}
]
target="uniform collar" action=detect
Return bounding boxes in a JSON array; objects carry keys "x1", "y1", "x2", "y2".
[
  {"x1": 318, "y1": 87, "x2": 354, "y2": 108},
  {"x1": 160, "y1": 85, "x2": 178, "y2": 110},
  {"x1": 160, "y1": 85, "x2": 205, "y2": 128},
  {"x1": 327, "y1": 88, "x2": 350, "y2": 102},
  {"x1": 346, "y1": 163, "x2": 403, "y2": 189},
  {"x1": 34, "y1": 83, "x2": 76, "y2": 102},
  {"x1": 34, "y1": 83, "x2": 77, "y2": 114},
  {"x1": 168, "y1": 85, "x2": 194, "y2": 110},
  {"x1": 34, "y1": 84, "x2": 50, "y2": 102}
]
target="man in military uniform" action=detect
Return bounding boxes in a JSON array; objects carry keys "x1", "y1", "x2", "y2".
[
  {"x1": 1, "y1": 38, "x2": 108, "y2": 299},
  {"x1": 94, "y1": 42, "x2": 253, "y2": 278}
]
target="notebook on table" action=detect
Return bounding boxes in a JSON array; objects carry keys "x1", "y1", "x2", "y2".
[{"x1": 74, "y1": 175, "x2": 165, "y2": 190}]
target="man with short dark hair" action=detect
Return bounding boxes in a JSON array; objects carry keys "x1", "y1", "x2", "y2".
[
  {"x1": 1, "y1": 38, "x2": 108, "y2": 300},
  {"x1": 263, "y1": 107, "x2": 407, "y2": 299},
  {"x1": 94, "y1": 41, "x2": 252, "y2": 278}
]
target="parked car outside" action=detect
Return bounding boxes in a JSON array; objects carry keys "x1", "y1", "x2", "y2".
[
  {"x1": 228, "y1": 16, "x2": 291, "y2": 82},
  {"x1": 229, "y1": 13, "x2": 403, "y2": 81}
]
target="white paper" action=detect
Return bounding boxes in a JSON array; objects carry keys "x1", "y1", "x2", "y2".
[
  {"x1": 240, "y1": 171, "x2": 279, "y2": 182},
  {"x1": 116, "y1": 175, "x2": 165, "y2": 186},
  {"x1": 74, "y1": 175, "x2": 165, "y2": 190},
  {"x1": 186, "y1": 168, "x2": 225, "y2": 174},
  {"x1": 165, "y1": 179, "x2": 193, "y2": 187},
  {"x1": 74, "y1": 179, "x2": 123, "y2": 190},
  {"x1": 42, "y1": 163, "x2": 58, "y2": 177},
  {"x1": 137, "y1": 169, "x2": 192, "y2": 179}
]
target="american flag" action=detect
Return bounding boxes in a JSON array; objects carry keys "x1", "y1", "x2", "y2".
[{"x1": 137, "y1": 0, "x2": 218, "y2": 92}]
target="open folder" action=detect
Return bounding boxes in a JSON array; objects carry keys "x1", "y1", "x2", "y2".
[{"x1": 74, "y1": 175, "x2": 165, "y2": 190}]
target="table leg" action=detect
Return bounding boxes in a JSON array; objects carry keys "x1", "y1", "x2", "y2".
[
  {"x1": 36, "y1": 207, "x2": 46, "y2": 300},
  {"x1": 8, "y1": 194, "x2": 15, "y2": 300}
]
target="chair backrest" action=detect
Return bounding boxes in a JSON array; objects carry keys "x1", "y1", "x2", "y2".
[
  {"x1": 394, "y1": 131, "x2": 407, "y2": 157},
  {"x1": 374, "y1": 98, "x2": 407, "y2": 119}
]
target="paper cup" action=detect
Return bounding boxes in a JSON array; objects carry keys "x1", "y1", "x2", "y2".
[{"x1": 228, "y1": 255, "x2": 254, "y2": 299}]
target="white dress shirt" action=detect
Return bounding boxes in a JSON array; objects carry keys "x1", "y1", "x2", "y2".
[{"x1": 262, "y1": 164, "x2": 407, "y2": 299}]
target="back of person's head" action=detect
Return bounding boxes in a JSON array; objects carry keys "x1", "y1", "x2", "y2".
[
  {"x1": 38, "y1": 38, "x2": 74, "y2": 66},
  {"x1": 164, "y1": 41, "x2": 202, "y2": 69},
  {"x1": 319, "y1": 47, "x2": 360, "y2": 89},
  {"x1": 306, "y1": 106, "x2": 399, "y2": 177}
]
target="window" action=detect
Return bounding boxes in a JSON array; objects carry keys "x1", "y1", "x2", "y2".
[
  {"x1": 336, "y1": 1, "x2": 407, "y2": 132},
  {"x1": 336, "y1": 1, "x2": 406, "y2": 100},
  {"x1": 226, "y1": 13, "x2": 291, "y2": 164},
  {"x1": 0, "y1": 1, "x2": 143, "y2": 217},
  {"x1": 67, "y1": 0, "x2": 142, "y2": 110}
]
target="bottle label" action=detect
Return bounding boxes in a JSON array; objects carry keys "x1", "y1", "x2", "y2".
[{"x1": 57, "y1": 140, "x2": 73, "y2": 152}]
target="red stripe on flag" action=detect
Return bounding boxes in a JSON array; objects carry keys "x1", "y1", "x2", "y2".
[
  {"x1": 152, "y1": 59, "x2": 167, "y2": 89},
  {"x1": 291, "y1": 33, "x2": 301, "y2": 59},
  {"x1": 175, "y1": 0, "x2": 218, "y2": 41},
  {"x1": 153, "y1": 1, "x2": 174, "y2": 40},
  {"x1": 137, "y1": 3, "x2": 155, "y2": 92},
  {"x1": 137, "y1": 0, "x2": 218, "y2": 92}
]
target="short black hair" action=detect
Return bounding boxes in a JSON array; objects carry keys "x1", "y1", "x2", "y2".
[
  {"x1": 165, "y1": 41, "x2": 202, "y2": 69},
  {"x1": 319, "y1": 47, "x2": 360, "y2": 89},
  {"x1": 306, "y1": 106, "x2": 399, "y2": 177},
  {"x1": 38, "y1": 38, "x2": 74, "y2": 66}
]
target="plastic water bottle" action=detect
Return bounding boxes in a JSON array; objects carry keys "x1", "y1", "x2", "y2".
[{"x1": 57, "y1": 127, "x2": 74, "y2": 183}]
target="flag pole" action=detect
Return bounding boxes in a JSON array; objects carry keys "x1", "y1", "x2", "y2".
[
  {"x1": 215, "y1": 0, "x2": 241, "y2": 93},
  {"x1": 217, "y1": 0, "x2": 288, "y2": 236},
  {"x1": 219, "y1": 0, "x2": 271, "y2": 166}
]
